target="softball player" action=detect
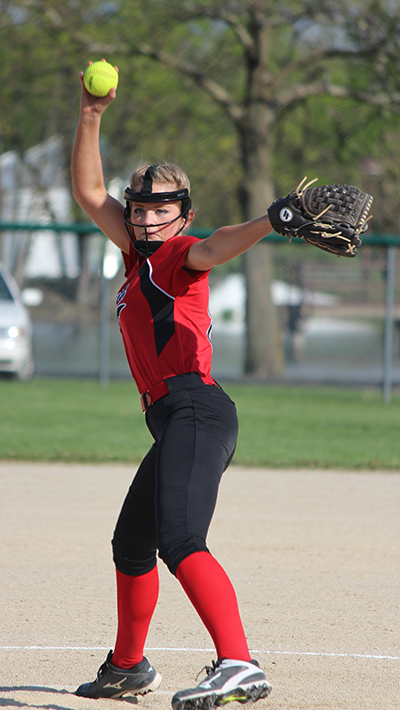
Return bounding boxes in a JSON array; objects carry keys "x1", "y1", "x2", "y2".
[{"x1": 71, "y1": 63, "x2": 273, "y2": 710}]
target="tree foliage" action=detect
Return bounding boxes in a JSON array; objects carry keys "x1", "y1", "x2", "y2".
[{"x1": 3, "y1": 0, "x2": 400, "y2": 227}]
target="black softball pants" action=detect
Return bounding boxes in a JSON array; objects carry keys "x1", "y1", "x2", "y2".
[{"x1": 112, "y1": 373, "x2": 238, "y2": 576}]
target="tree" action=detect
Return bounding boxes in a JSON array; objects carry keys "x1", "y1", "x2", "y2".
[{"x1": 84, "y1": 0, "x2": 400, "y2": 375}]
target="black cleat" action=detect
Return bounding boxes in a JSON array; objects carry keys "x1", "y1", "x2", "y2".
[
  {"x1": 171, "y1": 658, "x2": 272, "y2": 710},
  {"x1": 75, "y1": 650, "x2": 162, "y2": 699}
]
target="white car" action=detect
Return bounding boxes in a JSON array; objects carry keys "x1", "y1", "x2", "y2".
[{"x1": 0, "y1": 263, "x2": 35, "y2": 380}]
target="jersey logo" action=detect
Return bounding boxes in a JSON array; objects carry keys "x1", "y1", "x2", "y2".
[
  {"x1": 116, "y1": 284, "x2": 129, "y2": 320},
  {"x1": 139, "y1": 260, "x2": 175, "y2": 356}
]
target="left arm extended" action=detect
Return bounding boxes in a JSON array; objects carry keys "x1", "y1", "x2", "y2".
[{"x1": 184, "y1": 214, "x2": 273, "y2": 271}]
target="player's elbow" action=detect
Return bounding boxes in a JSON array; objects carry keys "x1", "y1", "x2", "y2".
[
  {"x1": 72, "y1": 185, "x2": 106, "y2": 215},
  {"x1": 72, "y1": 187, "x2": 92, "y2": 214},
  {"x1": 72, "y1": 183, "x2": 84, "y2": 206}
]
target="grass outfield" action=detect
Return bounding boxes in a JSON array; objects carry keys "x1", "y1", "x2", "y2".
[{"x1": 0, "y1": 377, "x2": 399, "y2": 469}]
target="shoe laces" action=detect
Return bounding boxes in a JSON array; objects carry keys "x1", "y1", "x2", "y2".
[
  {"x1": 195, "y1": 659, "x2": 221, "y2": 682},
  {"x1": 97, "y1": 651, "x2": 113, "y2": 679},
  {"x1": 96, "y1": 661, "x2": 108, "y2": 680}
]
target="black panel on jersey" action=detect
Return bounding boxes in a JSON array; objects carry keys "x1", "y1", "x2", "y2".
[{"x1": 139, "y1": 261, "x2": 175, "y2": 356}]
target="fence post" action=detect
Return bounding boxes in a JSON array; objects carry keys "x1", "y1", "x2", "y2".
[
  {"x1": 383, "y1": 245, "x2": 396, "y2": 405},
  {"x1": 99, "y1": 240, "x2": 111, "y2": 387}
]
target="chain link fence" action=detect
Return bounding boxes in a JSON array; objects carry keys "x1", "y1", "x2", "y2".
[
  {"x1": 208, "y1": 235, "x2": 400, "y2": 397},
  {"x1": 1, "y1": 223, "x2": 399, "y2": 397}
]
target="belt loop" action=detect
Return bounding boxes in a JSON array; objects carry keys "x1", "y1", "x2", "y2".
[
  {"x1": 140, "y1": 392, "x2": 152, "y2": 412},
  {"x1": 140, "y1": 381, "x2": 168, "y2": 412}
]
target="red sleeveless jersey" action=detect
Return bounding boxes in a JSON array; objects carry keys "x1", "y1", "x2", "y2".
[{"x1": 117, "y1": 235, "x2": 213, "y2": 395}]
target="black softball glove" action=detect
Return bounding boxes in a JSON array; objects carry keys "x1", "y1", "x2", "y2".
[{"x1": 267, "y1": 178, "x2": 373, "y2": 257}]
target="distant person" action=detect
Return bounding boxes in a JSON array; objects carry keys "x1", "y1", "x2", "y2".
[{"x1": 71, "y1": 60, "x2": 273, "y2": 710}]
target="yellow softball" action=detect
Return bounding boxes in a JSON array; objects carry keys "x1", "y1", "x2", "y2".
[{"x1": 83, "y1": 61, "x2": 119, "y2": 97}]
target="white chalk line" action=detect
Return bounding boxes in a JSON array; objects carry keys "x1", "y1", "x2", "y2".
[
  {"x1": 0, "y1": 686, "x2": 174, "y2": 696},
  {"x1": 1, "y1": 646, "x2": 399, "y2": 661}
]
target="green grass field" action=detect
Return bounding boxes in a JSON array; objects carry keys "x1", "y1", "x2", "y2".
[{"x1": 0, "y1": 377, "x2": 399, "y2": 469}]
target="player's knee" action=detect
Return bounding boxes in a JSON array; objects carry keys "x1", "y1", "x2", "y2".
[
  {"x1": 158, "y1": 536, "x2": 209, "y2": 576},
  {"x1": 112, "y1": 536, "x2": 157, "y2": 576}
]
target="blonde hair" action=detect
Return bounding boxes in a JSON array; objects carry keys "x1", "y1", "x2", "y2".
[{"x1": 129, "y1": 163, "x2": 191, "y2": 193}]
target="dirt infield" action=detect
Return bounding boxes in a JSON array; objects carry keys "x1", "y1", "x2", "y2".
[{"x1": 1, "y1": 462, "x2": 400, "y2": 710}]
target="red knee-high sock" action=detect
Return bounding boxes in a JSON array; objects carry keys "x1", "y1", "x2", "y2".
[
  {"x1": 112, "y1": 566, "x2": 159, "y2": 669},
  {"x1": 176, "y1": 551, "x2": 251, "y2": 661}
]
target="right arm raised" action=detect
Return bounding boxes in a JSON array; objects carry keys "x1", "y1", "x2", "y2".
[{"x1": 71, "y1": 65, "x2": 130, "y2": 254}]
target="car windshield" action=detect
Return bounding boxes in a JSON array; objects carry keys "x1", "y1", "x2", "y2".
[{"x1": 0, "y1": 274, "x2": 14, "y2": 301}]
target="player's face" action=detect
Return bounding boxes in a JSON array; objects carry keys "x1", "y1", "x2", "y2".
[{"x1": 130, "y1": 182, "x2": 186, "y2": 241}]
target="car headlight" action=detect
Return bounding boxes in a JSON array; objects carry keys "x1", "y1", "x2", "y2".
[{"x1": 8, "y1": 326, "x2": 25, "y2": 338}]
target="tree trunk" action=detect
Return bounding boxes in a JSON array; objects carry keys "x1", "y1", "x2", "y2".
[
  {"x1": 243, "y1": 242, "x2": 283, "y2": 376},
  {"x1": 239, "y1": 21, "x2": 284, "y2": 376}
]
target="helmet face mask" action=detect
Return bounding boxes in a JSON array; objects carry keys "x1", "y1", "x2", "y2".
[{"x1": 123, "y1": 165, "x2": 192, "y2": 255}]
